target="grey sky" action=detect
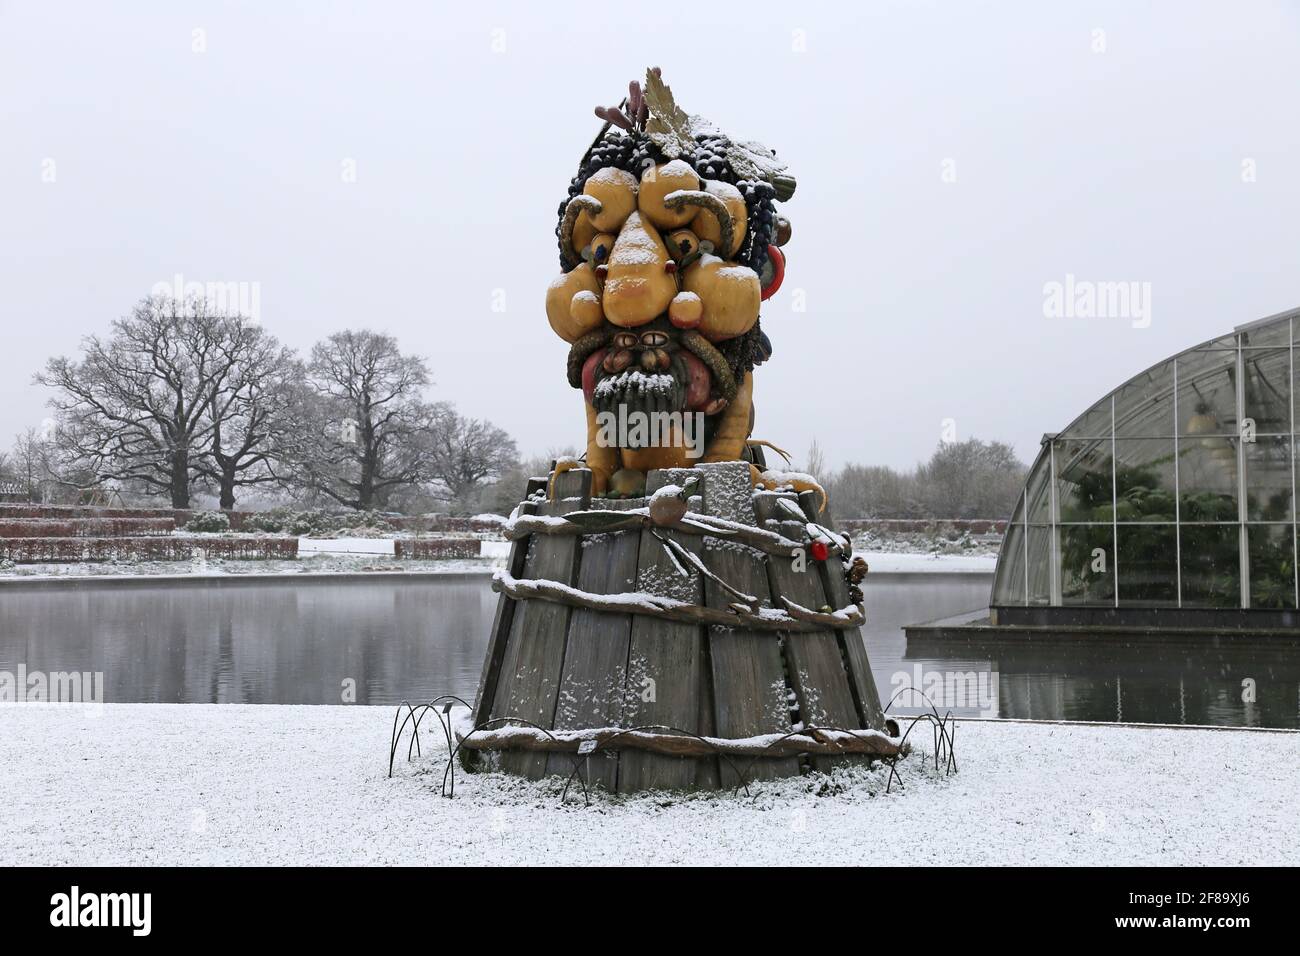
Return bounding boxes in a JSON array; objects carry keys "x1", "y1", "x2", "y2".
[{"x1": 2, "y1": 1, "x2": 1298, "y2": 471}]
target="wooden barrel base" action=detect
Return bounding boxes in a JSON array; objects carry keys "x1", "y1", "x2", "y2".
[{"x1": 469, "y1": 460, "x2": 892, "y2": 792}]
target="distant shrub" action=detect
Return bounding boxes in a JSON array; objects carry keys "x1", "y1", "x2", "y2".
[
  {"x1": 394, "y1": 537, "x2": 481, "y2": 560},
  {"x1": 0, "y1": 535, "x2": 297, "y2": 563},
  {"x1": 184, "y1": 511, "x2": 232, "y2": 533},
  {"x1": 242, "y1": 509, "x2": 293, "y2": 534}
]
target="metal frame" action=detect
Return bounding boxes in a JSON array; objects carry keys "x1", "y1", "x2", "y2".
[{"x1": 993, "y1": 307, "x2": 1300, "y2": 616}]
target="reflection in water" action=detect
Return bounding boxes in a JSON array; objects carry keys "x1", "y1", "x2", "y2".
[
  {"x1": 0, "y1": 574, "x2": 1294, "y2": 727},
  {"x1": 904, "y1": 635, "x2": 1300, "y2": 729},
  {"x1": 0, "y1": 578, "x2": 497, "y2": 705}
]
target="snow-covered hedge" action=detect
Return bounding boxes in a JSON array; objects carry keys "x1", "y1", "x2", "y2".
[
  {"x1": 393, "y1": 537, "x2": 481, "y2": 560},
  {"x1": 0, "y1": 535, "x2": 299, "y2": 563},
  {"x1": 0, "y1": 517, "x2": 175, "y2": 538}
]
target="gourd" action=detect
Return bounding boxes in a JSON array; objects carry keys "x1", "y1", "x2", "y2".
[
  {"x1": 545, "y1": 262, "x2": 602, "y2": 342},
  {"x1": 666, "y1": 228, "x2": 701, "y2": 261},
  {"x1": 587, "y1": 232, "x2": 616, "y2": 266},
  {"x1": 682, "y1": 254, "x2": 761, "y2": 342},
  {"x1": 583, "y1": 167, "x2": 638, "y2": 233},
  {"x1": 668, "y1": 291, "x2": 703, "y2": 329},
  {"x1": 637, "y1": 160, "x2": 700, "y2": 229},
  {"x1": 602, "y1": 212, "x2": 678, "y2": 328},
  {"x1": 572, "y1": 211, "x2": 597, "y2": 260},
  {"x1": 690, "y1": 180, "x2": 746, "y2": 256},
  {"x1": 569, "y1": 289, "x2": 604, "y2": 331}
]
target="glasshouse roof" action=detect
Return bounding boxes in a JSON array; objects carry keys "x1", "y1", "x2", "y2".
[{"x1": 992, "y1": 307, "x2": 1300, "y2": 622}]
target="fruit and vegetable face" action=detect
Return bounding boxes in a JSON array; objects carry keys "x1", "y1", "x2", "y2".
[{"x1": 546, "y1": 69, "x2": 795, "y2": 493}]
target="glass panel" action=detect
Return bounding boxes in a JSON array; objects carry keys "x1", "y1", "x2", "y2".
[
  {"x1": 1116, "y1": 524, "x2": 1179, "y2": 606},
  {"x1": 1058, "y1": 399, "x2": 1112, "y2": 440},
  {"x1": 1114, "y1": 359, "x2": 1176, "y2": 438},
  {"x1": 1176, "y1": 349, "x2": 1237, "y2": 437},
  {"x1": 1179, "y1": 524, "x2": 1242, "y2": 607},
  {"x1": 1026, "y1": 526, "x2": 1052, "y2": 605},
  {"x1": 1058, "y1": 524, "x2": 1115, "y2": 605},
  {"x1": 1114, "y1": 438, "x2": 1177, "y2": 522},
  {"x1": 1024, "y1": 452, "x2": 1051, "y2": 525},
  {"x1": 1244, "y1": 437, "x2": 1293, "y2": 521},
  {"x1": 1248, "y1": 524, "x2": 1297, "y2": 609},
  {"x1": 1054, "y1": 437, "x2": 1112, "y2": 523},
  {"x1": 991, "y1": 522, "x2": 1026, "y2": 605},
  {"x1": 1240, "y1": 320, "x2": 1290, "y2": 349},
  {"x1": 1241, "y1": 349, "x2": 1290, "y2": 434},
  {"x1": 1177, "y1": 437, "x2": 1239, "y2": 521}
]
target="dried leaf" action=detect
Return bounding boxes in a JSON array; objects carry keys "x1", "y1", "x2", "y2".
[
  {"x1": 642, "y1": 68, "x2": 694, "y2": 158},
  {"x1": 726, "y1": 137, "x2": 789, "y2": 184}
]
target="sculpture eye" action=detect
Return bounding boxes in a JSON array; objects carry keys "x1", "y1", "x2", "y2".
[
  {"x1": 639, "y1": 331, "x2": 668, "y2": 348},
  {"x1": 613, "y1": 332, "x2": 639, "y2": 349}
]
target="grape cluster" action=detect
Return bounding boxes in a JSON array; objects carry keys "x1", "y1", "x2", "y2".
[
  {"x1": 736, "y1": 179, "x2": 777, "y2": 274},
  {"x1": 554, "y1": 131, "x2": 662, "y2": 266},
  {"x1": 686, "y1": 133, "x2": 737, "y2": 184},
  {"x1": 553, "y1": 129, "x2": 780, "y2": 276},
  {"x1": 715, "y1": 318, "x2": 771, "y2": 382}
]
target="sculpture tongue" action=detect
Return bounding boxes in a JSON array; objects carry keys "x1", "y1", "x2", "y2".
[
  {"x1": 681, "y1": 350, "x2": 711, "y2": 410},
  {"x1": 581, "y1": 349, "x2": 606, "y2": 404}
]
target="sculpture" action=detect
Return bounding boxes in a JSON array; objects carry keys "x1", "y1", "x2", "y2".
[{"x1": 546, "y1": 69, "x2": 800, "y2": 499}]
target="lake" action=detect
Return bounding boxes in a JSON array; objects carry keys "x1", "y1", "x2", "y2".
[{"x1": 0, "y1": 573, "x2": 1294, "y2": 728}]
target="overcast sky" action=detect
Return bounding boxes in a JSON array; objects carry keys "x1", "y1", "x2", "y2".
[{"x1": 2, "y1": 1, "x2": 1298, "y2": 472}]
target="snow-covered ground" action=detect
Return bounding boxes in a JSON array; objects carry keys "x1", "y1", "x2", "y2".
[
  {"x1": 0, "y1": 541, "x2": 989, "y2": 580},
  {"x1": 855, "y1": 550, "x2": 996, "y2": 574},
  {"x1": 0, "y1": 552, "x2": 506, "y2": 580},
  {"x1": 0, "y1": 704, "x2": 1292, "y2": 866}
]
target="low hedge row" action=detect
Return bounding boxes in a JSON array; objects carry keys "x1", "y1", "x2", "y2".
[
  {"x1": 0, "y1": 517, "x2": 175, "y2": 538},
  {"x1": 837, "y1": 518, "x2": 1007, "y2": 535},
  {"x1": 393, "y1": 538, "x2": 482, "y2": 560},
  {"x1": 0, "y1": 535, "x2": 298, "y2": 564},
  {"x1": 388, "y1": 515, "x2": 505, "y2": 533}
]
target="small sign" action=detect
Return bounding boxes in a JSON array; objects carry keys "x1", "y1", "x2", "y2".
[{"x1": 577, "y1": 739, "x2": 598, "y2": 755}]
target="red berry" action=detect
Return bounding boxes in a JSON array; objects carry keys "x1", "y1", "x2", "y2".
[{"x1": 810, "y1": 540, "x2": 829, "y2": 562}]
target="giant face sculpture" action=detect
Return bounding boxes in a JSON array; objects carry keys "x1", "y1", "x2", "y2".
[{"x1": 545, "y1": 70, "x2": 793, "y2": 496}]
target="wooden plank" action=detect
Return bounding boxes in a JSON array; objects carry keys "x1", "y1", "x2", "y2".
[
  {"x1": 491, "y1": 468, "x2": 591, "y2": 779},
  {"x1": 798, "y1": 489, "x2": 886, "y2": 730},
  {"x1": 697, "y1": 462, "x2": 799, "y2": 785},
  {"x1": 619, "y1": 468, "x2": 718, "y2": 793},
  {"x1": 545, "y1": 497, "x2": 642, "y2": 788},
  {"x1": 471, "y1": 500, "x2": 536, "y2": 730},
  {"x1": 754, "y1": 494, "x2": 865, "y2": 772}
]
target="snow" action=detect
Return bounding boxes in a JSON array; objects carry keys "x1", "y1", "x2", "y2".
[
  {"x1": 297, "y1": 537, "x2": 396, "y2": 556},
  {"x1": 856, "y1": 550, "x2": 997, "y2": 574},
  {"x1": 1, "y1": 703, "x2": 1294, "y2": 866},
  {"x1": 0, "y1": 544, "x2": 989, "y2": 582},
  {"x1": 0, "y1": 553, "x2": 504, "y2": 581}
]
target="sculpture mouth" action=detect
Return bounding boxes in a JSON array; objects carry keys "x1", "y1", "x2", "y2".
[{"x1": 583, "y1": 335, "x2": 712, "y2": 418}]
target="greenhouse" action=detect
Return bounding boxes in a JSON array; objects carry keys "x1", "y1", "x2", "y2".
[{"x1": 992, "y1": 307, "x2": 1300, "y2": 629}]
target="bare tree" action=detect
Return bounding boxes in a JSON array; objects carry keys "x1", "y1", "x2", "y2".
[
  {"x1": 826, "y1": 438, "x2": 1026, "y2": 519},
  {"x1": 424, "y1": 402, "x2": 519, "y2": 507},
  {"x1": 196, "y1": 333, "x2": 305, "y2": 510},
  {"x1": 36, "y1": 297, "x2": 280, "y2": 508},
  {"x1": 804, "y1": 438, "x2": 827, "y2": 481},
  {"x1": 301, "y1": 330, "x2": 437, "y2": 511}
]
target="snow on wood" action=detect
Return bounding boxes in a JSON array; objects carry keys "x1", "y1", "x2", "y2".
[{"x1": 491, "y1": 570, "x2": 862, "y2": 632}]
